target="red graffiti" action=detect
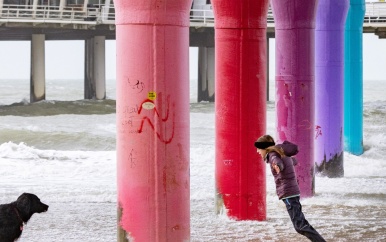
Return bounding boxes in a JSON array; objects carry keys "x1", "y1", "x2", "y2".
[
  {"x1": 298, "y1": 119, "x2": 312, "y2": 130},
  {"x1": 315, "y1": 125, "x2": 322, "y2": 139},
  {"x1": 136, "y1": 95, "x2": 175, "y2": 144},
  {"x1": 137, "y1": 98, "x2": 169, "y2": 122}
]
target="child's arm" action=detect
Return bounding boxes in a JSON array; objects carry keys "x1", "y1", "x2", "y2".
[{"x1": 272, "y1": 156, "x2": 284, "y2": 173}]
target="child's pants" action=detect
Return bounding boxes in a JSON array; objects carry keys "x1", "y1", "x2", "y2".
[{"x1": 283, "y1": 196, "x2": 326, "y2": 242}]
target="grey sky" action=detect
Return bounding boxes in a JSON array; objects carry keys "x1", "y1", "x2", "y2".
[{"x1": 0, "y1": 33, "x2": 385, "y2": 81}]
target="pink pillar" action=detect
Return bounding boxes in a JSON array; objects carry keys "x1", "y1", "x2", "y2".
[
  {"x1": 271, "y1": 0, "x2": 318, "y2": 197},
  {"x1": 115, "y1": 1, "x2": 191, "y2": 241},
  {"x1": 212, "y1": 0, "x2": 269, "y2": 220}
]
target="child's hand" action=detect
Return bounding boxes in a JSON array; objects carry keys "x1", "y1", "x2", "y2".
[{"x1": 273, "y1": 163, "x2": 281, "y2": 173}]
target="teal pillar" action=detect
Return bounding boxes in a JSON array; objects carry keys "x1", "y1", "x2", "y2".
[{"x1": 344, "y1": 0, "x2": 365, "y2": 155}]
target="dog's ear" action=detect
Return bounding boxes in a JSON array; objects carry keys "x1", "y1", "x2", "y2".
[{"x1": 16, "y1": 193, "x2": 31, "y2": 215}]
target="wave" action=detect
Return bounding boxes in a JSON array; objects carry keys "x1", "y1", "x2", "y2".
[
  {"x1": 1, "y1": 99, "x2": 217, "y2": 116},
  {"x1": 0, "y1": 99, "x2": 116, "y2": 116},
  {"x1": 0, "y1": 128, "x2": 116, "y2": 151},
  {"x1": 0, "y1": 142, "x2": 117, "y2": 203}
]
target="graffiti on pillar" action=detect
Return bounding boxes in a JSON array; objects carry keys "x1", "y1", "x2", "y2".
[
  {"x1": 128, "y1": 149, "x2": 137, "y2": 168},
  {"x1": 223, "y1": 159, "x2": 233, "y2": 166},
  {"x1": 315, "y1": 125, "x2": 322, "y2": 139},
  {"x1": 121, "y1": 116, "x2": 134, "y2": 128},
  {"x1": 137, "y1": 94, "x2": 175, "y2": 144},
  {"x1": 121, "y1": 77, "x2": 175, "y2": 143},
  {"x1": 298, "y1": 119, "x2": 312, "y2": 130},
  {"x1": 127, "y1": 78, "x2": 145, "y2": 93},
  {"x1": 123, "y1": 104, "x2": 140, "y2": 114}
]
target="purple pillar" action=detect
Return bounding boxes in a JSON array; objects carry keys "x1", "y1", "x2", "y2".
[
  {"x1": 271, "y1": 0, "x2": 318, "y2": 197},
  {"x1": 315, "y1": 0, "x2": 349, "y2": 177}
]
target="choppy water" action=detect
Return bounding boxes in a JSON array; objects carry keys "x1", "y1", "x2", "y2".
[{"x1": 0, "y1": 79, "x2": 385, "y2": 241}]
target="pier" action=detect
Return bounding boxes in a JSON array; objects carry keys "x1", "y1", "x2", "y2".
[
  {"x1": 1, "y1": 1, "x2": 386, "y2": 241},
  {"x1": 1, "y1": 1, "x2": 386, "y2": 102}
]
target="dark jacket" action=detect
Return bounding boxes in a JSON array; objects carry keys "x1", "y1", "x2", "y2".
[
  {"x1": 265, "y1": 142, "x2": 300, "y2": 199},
  {"x1": 276, "y1": 140, "x2": 299, "y2": 157}
]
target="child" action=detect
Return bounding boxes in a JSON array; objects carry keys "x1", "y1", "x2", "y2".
[{"x1": 255, "y1": 134, "x2": 326, "y2": 242}]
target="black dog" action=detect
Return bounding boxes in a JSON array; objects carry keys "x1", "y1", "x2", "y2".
[{"x1": 0, "y1": 193, "x2": 49, "y2": 242}]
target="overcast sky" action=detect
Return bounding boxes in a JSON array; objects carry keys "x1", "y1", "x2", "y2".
[{"x1": 0, "y1": 33, "x2": 385, "y2": 81}]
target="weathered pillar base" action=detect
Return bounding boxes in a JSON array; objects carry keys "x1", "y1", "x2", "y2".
[{"x1": 315, "y1": 152, "x2": 344, "y2": 178}]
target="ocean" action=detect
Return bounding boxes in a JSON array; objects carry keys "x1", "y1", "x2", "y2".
[{"x1": 0, "y1": 78, "x2": 385, "y2": 241}]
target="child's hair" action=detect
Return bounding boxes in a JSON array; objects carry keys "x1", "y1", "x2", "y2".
[{"x1": 257, "y1": 135, "x2": 285, "y2": 158}]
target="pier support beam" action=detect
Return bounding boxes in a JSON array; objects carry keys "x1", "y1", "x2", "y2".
[
  {"x1": 30, "y1": 34, "x2": 46, "y2": 103},
  {"x1": 102, "y1": 0, "x2": 113, "y2": 21},
  {"x1": 0, "y1": 0, "x2": 3, "y2": 18},
  {"x1": 315, "y1": 0, "x2": 349, "y2": 177},
  {"x1": 271, "y1": 0, "x2": 318, "y2": 198},
  {"x1": 197, "y1": 47, "x2": 215, "y2": 102},
  {"x1": 115, "y1": 0, "x2": 191, "y2": 241},
  {"x1": 84, "y1": 36, "x2": 106, "y2": 100},
  {"x1": 267, "y1": 36, "x2": 270, "y2": 101},
  {"x1": 344, "y1": 0, "x2": 365, "y2": 155},
  {"x1": 213, "y1": 0, "x2": 269, "y2": 221}
]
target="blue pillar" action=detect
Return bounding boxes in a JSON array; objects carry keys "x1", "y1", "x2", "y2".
[{"x1": 344, "y1": 0, "x2": 365, "y2": 155}]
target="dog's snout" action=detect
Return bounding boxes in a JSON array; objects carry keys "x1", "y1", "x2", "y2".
[{"x1": 41, "y1": 203, "x2": 49, "y2": 212}]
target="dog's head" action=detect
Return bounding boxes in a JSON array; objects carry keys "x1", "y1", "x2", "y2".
[{"x1": 16, "y1": 193, "x2": 49, "y2": 222}]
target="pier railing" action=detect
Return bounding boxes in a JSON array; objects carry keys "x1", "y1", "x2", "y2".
[
  {"x1": 0, "y1": 3, "x2": 385, "y2": 26},
  {"x1": 365, "y1": 2, "x2": 386, "y2": 23},
  {"x1": 0, "y1": 4, "x2": 114, "y2": 24},
  {"x1": 189, "y1": 9, "x2": 214, "y2": 26}
]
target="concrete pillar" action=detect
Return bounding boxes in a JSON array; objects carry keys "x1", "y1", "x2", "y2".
[
  {"x1": 315, "y1": 0, "x2": 349, "y2": 178},
  {"x1": 344, "y1": 0, "x2": 365, "y2": 155},
  {"x1": 267, "y1": 36, "x2": 270, "y2": 101},
  {"x1": 83, "y1": 0, "x2": 89, "y2": 11},
  {"x1": 32, "y1": 0, "x2": 38, "y2": 18},
  {"x1": 0, "y1": 0, "x2": 4, "y2": 18},
  {"x1": 102, "y1": 0, "x2": 112, "y2": 21},
  {"x1": 30, "y1": 34, "x2": 45, "y2": 103},
  {"x1": 115, "y1": 0, "x2": 191, "y2": 241},
  {"x1": 59, "y1": 0, "x2": 65, "y2": 10},
  {"x1": 197, "y1": 47, "x2": 215, "y2": 102},
  {"x1": 85, "y1": 38, "x2": 93, "y2": 99},
  {"x1": 271, "y1": 0, "x2": 318, "y2": 198},
  {"x1": 212, "y1": 0, "x2": 269, "y2": 221},
  {"x1": 59, "y1": 0, "x2": 65, "y2": 18},
  {"x1": 84, "y1": 36, "x2": 106, "y2": 100}
]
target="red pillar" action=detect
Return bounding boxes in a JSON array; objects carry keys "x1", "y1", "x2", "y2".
[
  {"x1": 271, "y1": 0, "x2": 318, "y2": 197},
  {"x1": 115, "y1": 1, "x2": 191, "y2": 241},
  {"x1": 212, "y1": 0, "x2": 269, "y2": 221}
]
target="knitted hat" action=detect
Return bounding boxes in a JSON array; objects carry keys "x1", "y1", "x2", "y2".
[{"x1": 254, "y1": 141, "x2": 275, "y2": 149}]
